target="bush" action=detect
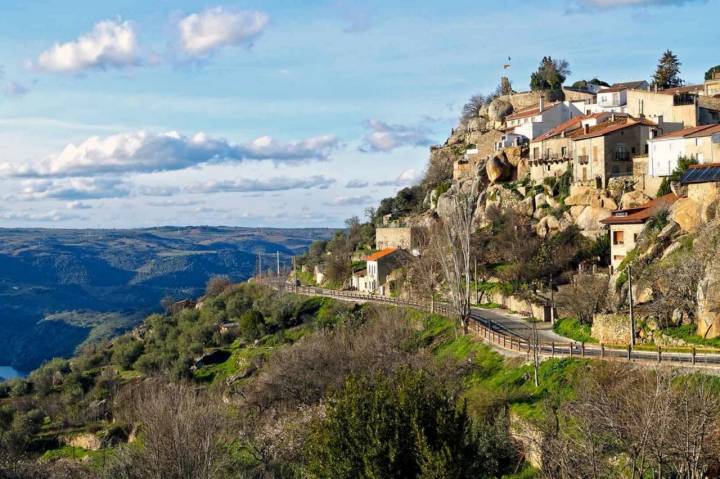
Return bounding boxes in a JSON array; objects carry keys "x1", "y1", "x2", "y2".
[
  {"x1": 553, "y1": 318, "x2": 596, "y2": 343},
  {"x1": 657, "y1": 156, "x2": 697, "y2": 196},
  {"x1": 239, "y1": 310, "x2": 266, "y2": 340},
  {"x1": 304, "y1": 369, "x2": 515, "y2": 478}
]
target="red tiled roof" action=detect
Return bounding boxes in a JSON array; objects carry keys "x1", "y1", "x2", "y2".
[
  {"x1": 600, "y1": 193, "x2": 678, "y2": 225},
  {"x1": 572, "y1": 118, "x2": 657, "y2": 141},
  {"x1": 652, "y1": 124, "x2": 720, "y2": 141},
  {"x1": 532, "y1": 112, "x2": 612, "y2": 142},
  {"x1": 366, "y1": 247, "x2": 398, "y2": 262}
]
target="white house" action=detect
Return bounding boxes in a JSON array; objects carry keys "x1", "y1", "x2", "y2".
[
  {"x1": 503, "y1": 98, "x2": 587, "y2": 142},
  {"x1": 596, "y1": 81, "x2": 649, "y2": 113},
  {"x1": 648, "y1": 124, "x2": 720, "y2": 177},
  {"x1": 495, "y1": 132, "x2": 526, "y2": 150}
]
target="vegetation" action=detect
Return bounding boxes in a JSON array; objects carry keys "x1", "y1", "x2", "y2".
[
  {"x1": 657, "y1": 155, "x2": 697, "y2": 196},
  {"x1": 652, "y1": 49, "x2": 683, "y2": 89},
  {"x1": 553, "y1": 317, "x2": 596, "y2": 343},
  {"x1": 706, "y1": 65, "x2": 720, "y2": 81},
  {"x1": 529, "y1": 56, "x2": 570, "y2": 96}
]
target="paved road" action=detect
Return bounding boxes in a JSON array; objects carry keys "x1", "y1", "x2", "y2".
[{"x1": 471, "y1": 307, "x2": 568, "y2": 343}]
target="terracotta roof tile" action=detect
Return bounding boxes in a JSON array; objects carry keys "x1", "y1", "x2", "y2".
[
  {"x1": 600, "y1": 193, "x2": 678, "y2": 225},
  {"x1": 572, "y1": 118, "x2": 657, "y2": 141},
  {"x1": 366, "y1": 247, "x2": 398, "y2": 262},
  {"x1": 652, "y1": 124, "x2": 720, "y2": 140}
]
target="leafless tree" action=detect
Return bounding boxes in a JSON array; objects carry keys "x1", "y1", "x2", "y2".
[
  {"x1": 105, "y1": 382, "x2": 232, "y2": 479},
  {"x1": 556, "y1": 273, "x2": 609, "y2": 325},
  {"x1": 461, "y1": 94, "x2": 486, "y2": 121},
  {"x1": 205, "y1": 275, "x2": 231, "y2": 297},
  {"x1": 430, "y1": 193, "x2": 475, "y2": 335}
]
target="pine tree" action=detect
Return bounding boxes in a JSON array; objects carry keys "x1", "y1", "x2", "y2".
[{"x1": 652, "y1": 49, "x2": 683, "y2": 89}]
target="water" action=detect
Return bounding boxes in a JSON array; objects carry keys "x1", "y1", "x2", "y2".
[{"x1": 0, "y1": 366, "x2": 25, "y2": 381}]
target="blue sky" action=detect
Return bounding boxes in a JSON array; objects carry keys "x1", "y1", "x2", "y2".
[{"x1": 0, "y1": 0, "x2": 718, "y2": 228}]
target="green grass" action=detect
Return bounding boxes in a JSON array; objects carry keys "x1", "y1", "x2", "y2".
[
  {"x1": 41, "y1": 446, "x2": 113, "y2": 469},
  {"x1": 502, "y1": 465, "x2": 539, "y2": 479},
  {"x1": 553, "y1": 318, "x2": 597, "y2": 344},
  {"x1": 662, "y1": 324, "x2": 720, "y2": 349}
]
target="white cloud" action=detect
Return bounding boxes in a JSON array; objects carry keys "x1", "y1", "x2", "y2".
[
  {"x1": 0, "y1": 209, "x2": 85, "y2": 222},
  {"x1": 66, "y1": 201, "x2": 92, "y2": 210},
  {"x1": 19, "y1": 178, "x2": 130, "y2": 200},
  {"x1": 325, "y1": 195, "x2": 374, "y2": 207},
  {"x1": 359, "y1": 120, "x2": 434, "y2": 153},
  {"x1": 185, "y1": 175, "x2": 336, "y2": 194},
  {"x1": 1, "y1": 131, "x2": 340, "y2": 177},
  {"x1": 34, "y1": 19, "x2": 139, "y2": 73},
  {"x1": 375, "y1": 168, "x2": 423, "y2": 187},
  {"x1": 345, "y1": 179, "x2": 369, "y2": 188},
  {"x1": 178, "y1": 7, "x2": 269, "y2": 57}
]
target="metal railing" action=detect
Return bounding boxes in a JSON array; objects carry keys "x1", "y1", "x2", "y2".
[
  {"x1": 577, "y1": 155, "x2": 590, "y2": 165},
  {"x1": 265, "y1": 280, "x2": 720, "y2": 369}
]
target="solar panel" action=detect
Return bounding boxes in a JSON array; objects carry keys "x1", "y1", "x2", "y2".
[{"x1": 681, "y1": 166, "x2": 720, "y2": 184}]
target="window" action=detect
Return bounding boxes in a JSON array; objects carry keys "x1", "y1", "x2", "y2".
[
  {"x1": 645, "y1": 144, "x2": 649, "y2": 154},
  {"x1": 533, "y1": 147, "x2": 540, "y2": 159},
  {"x1": 613, "y1": 230, "x2": 625, "y2": 245},
  {"x1": 561, "y1": 146, "x2": 568, "y2": 157},
  {"x1": 615, "y1": 143, "x2": 629, "y2": 161}
]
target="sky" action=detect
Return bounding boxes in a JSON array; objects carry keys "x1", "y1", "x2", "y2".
[{"x1": 0, "y1": 0, "x2": 718, "y2": 229}]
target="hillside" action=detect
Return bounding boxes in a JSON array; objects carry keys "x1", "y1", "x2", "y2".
[{"x1": 0, "y1": 227, "x2": 334, "y2": 372}]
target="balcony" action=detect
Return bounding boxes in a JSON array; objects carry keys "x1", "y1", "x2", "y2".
[
  {"x1": 577, "y1": 155, "x2": 589, "y2": 165},
  {"x1": 615, "y1": 152, "x2": 630, "y2": 161}
]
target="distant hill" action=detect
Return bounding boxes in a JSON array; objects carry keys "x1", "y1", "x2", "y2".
[{"x1": 0, "y1": 226, "x2": 333, "y2": 371}]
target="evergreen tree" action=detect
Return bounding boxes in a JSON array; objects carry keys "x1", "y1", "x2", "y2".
[
  {"x1": 652, "y1": 49, "x2": 683, "y2": 89},
  {"x1": 706, "y1": 65, "x2": 720, "y2": 81},
  {"x1": 530, "y1": 56, "x2": 570, "y2": 92}
]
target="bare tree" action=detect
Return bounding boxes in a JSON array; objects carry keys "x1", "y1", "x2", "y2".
[
  {"x1": 556, "y1": 273, "x2": 609, "y2": 325},
  {"x1": 106, "y1": 382, "x2": 232, "y2": 479},
  {"x1": 205, "y1": 275, "x2": 231, "y2": 297},
  {"x1": 430, "y1": 194, "x2": 475, "y2": 335}
]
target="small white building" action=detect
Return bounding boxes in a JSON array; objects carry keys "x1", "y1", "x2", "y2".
[
  {"x1": 648, "y1": 124, "x2": 720, "y2": 176},
  {"x1": 364, "y1": 247, "x2": 410, "y2": 296},
  {"x1": 495, "y1": 132, "x2": 526, "y2": 150},
  {"x1": 504, "y1": 98, "x2": 587, "y2": 142},
  {"x1": 596, "y1": 81, "x2": 649, "y2": 113},
  {"x1": 600, "y1": 193, "x2": 678, "y2": 270}
]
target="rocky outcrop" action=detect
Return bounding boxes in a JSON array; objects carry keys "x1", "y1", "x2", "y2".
[
  {"x1": 575, "y1": 206, "x2": 612, "y2": 234},
  {"x1": 487, "y1": 98, "x2": 513, "y2": 122},
  {"x1": 620, "y1": 190, "x2": 651, "y2": 209},
  {"x1": 696, "y1": 257, "x2": 720, "y2": 338},
  {"x1": 486, "y1": 155, "x2": 513, "y2": 184},
  {"x1": 63, "y1": 433, "x2": 104, "y2": 451}
]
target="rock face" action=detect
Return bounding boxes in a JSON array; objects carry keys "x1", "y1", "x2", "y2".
[
  {"x1": 64, "y1": 433, "x2": 103, "y2": 451},
  {"x1": 575, "y1": 206, "x2": 612, "y2": 233},
  {"x1": 696, "y1": 258, "x2": 720, "y2": 338},
  {"x1": 620, "y1": 190, "x2": 651, "y2": 209},
  {"x1": 671, "y1": 197, "x2": 703, "y2": 233},
  {"x1": 487, "y1": 98, "x2": 514, "y2": 122},
  {"x1": 486, "y1": 155, "x2": 512, "y2": 184}
]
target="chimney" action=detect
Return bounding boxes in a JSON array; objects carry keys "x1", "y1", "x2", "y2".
[
  {"x1": 584, "y1": 124, "x2": 590, "y2": 134},
  {"x1": 539, "y1": 96, "x2": 545, "y2": 113}
]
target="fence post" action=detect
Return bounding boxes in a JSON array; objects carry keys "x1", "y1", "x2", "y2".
[
  {"x1": 657, "y1": 346, "x2": 662, "y2": 363},
  {"x1": 627, "y1": 344, "x2": 631, "y2": 360},
  {"x1": 581, "y1": 342, "x2": 585, "y2": 357},
  {"x1": 601, "y1": 343, "x2": 605, "y2": 358},
  {"x1": 569, "y1": 343, "x2": 573, "y2": 357},
  {"x1": 692, "y1": 346, "x2": 696, "y2": 365},
  {"x1": 551, "y1": 341, "x2": 555, "y2": 357}
]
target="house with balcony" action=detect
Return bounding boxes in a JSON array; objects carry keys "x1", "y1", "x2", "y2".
[
  {"x1": 626, "y1": 86, "x2": 720, "y2": 133},
  {"x1": 528, "y1": 112, "x2": 615, "y2": 181},
  {"x1": 503, "y1": 97, "x2": 586, "y2": 142},
  {"x1": 600, "y1": 193, "x2": 678, "y2": 270},
  {"x1": 648, "y1": 124, "x2": 720, "y2": 176},
  {"x1": 595, "y1": 81, "x2": 649, "y2": 113},
  {"x1": 571, "y1": 117, "x2": 659, "y2": 187}
]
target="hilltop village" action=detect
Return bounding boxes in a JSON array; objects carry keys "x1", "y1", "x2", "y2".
[{"x1": 298, "y1": 57, "x2": 720, "y2": 345}]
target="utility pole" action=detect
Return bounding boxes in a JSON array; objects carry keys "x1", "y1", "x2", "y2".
[
  {"x1": 258, "y1": 252, "x2": 263, "y2": 281},
  {"x1": 628, "y1": 264, "x2": 635, "y2": 346},
  {"x1": 276, "y1": 251, "x2": 280, "y2": 277},
  {"x1": 549, "y1": 276, "x2": 555, "y2": 326}
]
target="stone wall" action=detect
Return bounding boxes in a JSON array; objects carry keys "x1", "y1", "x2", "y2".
[
  {"x1": 376, "y1": 227, "x2": 415, "y2": 250},
  {"x1": 591, "y1": 314, "x2": 631, "y2": 345},
  {"x1": 487, "y1": 291, "x2": 549, "y2": 320}
]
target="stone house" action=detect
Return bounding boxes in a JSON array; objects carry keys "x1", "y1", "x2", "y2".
[
  {"x1": 626, "y1": 86, "x2": 720, "y2": 133},
  {"x1": 705, "y1": 71, "x2": 720, "y2": 97},
  {"x1": 672, "y1": 163, "x2": 720, "y2": 233},
  {"x1": 571, "y1": 117, "x2": 659, "y2": 188},
  {"x1": 648, "y1": 124, "x2": 720, "y2": 177},
  {"x1": 528, "y1": 112, "x2": 614, "y2": 182},
  {"x1": 595, "y1": 81, "x2": 649, "y2": 113},
  {"x1": 375, "y1": 226, "x2": 425, "y2": 256},
  {"x1": 600, "y1": 193, "x2": 678, "y2": 270}
]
